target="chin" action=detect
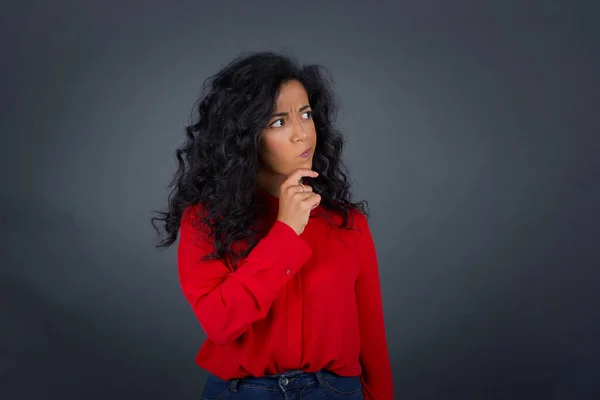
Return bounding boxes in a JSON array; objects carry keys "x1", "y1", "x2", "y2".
[{"x1": 282, "y1": 159, "x2": 312, "y2": 174}]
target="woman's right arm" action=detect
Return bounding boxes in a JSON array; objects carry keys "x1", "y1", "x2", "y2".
[{"x1": 177, "y1": 205, "x2": 312, "y2": 345}]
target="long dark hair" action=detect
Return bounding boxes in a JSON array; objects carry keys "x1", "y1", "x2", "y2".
[{"x1": 151, "y1": 51, "x2": 368, "y2": 270}]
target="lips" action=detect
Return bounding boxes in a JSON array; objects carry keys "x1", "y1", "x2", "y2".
[{"x1": 300, "y1": 147, "x2": 312, "y2": 156}]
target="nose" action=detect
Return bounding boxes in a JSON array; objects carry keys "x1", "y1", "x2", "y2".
[{"x1": 290, "y1": 116, "x2": 308, "y2": 142}]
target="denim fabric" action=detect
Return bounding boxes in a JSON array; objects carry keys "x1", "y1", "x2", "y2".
[{"x1": 201, "y1": 368, "x2": 364, "y2": 400}]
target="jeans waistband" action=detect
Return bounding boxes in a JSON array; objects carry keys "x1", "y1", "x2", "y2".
[
  {"x1": 261, "y1": 369, "x2": 318, "y2": 379},
  {"x1": 211, "y1": 369, "x2": 337, "y2": 392}
]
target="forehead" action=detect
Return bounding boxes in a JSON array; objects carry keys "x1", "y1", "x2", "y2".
[{"x1": 275, "y1": 80, "x2": 309, "y2": 108}]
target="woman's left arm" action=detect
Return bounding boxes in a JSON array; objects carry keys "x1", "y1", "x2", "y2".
[{"x1": 355, "y1": 213, "x2": 394, "y2": 400}]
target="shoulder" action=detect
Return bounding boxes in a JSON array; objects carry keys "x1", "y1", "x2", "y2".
[
  {"x1": 182, "y1": 203, "x2": 203, "y2": 219},
  {"x1": 317, "y1": 206, "x2": 368, "y2": 231},
  {"x1": 180, "y1": 203, "x2": 213, "y2": 237},
  {"x1": 348, "y1": 207, "x2": 368, "y2": 230},
  {"x1": 181, "y1": 203, "x2": 202, "y2": 227},
  {"x1": 179, "y1": 203, "x2": 216, "y2": 251}
]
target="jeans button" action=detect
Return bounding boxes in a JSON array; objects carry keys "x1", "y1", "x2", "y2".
[{"x1": 281, "y1": 377, "x2": 289, "y2": 385}]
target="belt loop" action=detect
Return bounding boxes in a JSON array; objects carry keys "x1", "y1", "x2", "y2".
[
  {"x1": 314, "y1": 369, "x2": 326, "y2": 388},
  {"x1": 229, "y1": 378, "x2": 240, "y2": 392}
]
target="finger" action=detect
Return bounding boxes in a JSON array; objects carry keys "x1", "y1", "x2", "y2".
[
  {"x1": 303, "y1": 193, "x2": 321, "y2": 208},
  {"x1": 283, "y1": 182, "x2": 312, "y2": 196},
  {"x1": 297, "y1": 192, "x2": 316, "y2": 202},
  {"x1": 284, "y1": 169, "x2": 318, "y2": 189},
  {"x1": 295, "y1": 192, "x2": 318, "y2": 204}
]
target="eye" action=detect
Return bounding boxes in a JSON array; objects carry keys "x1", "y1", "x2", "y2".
[
  {"x1": 302, "y1": 110, "x2": 313, "y2": 119},
  {"x1": 270, "y1": 119, "x2": 285, "y2": 128}
]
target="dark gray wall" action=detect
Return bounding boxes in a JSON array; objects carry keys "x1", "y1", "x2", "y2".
[{"x1": 2, "y1": 1, "x2": 598, "y2": 399}]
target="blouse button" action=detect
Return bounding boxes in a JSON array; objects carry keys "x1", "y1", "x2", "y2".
[{"x1": 285, "y1": 269, "x2": 291, "y2": 275}]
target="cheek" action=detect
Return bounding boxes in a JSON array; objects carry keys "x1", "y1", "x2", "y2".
[
  {"x1": 308, "y1": 121, "x2": 317, "y2": 140},
  {"x1": 260, "y1": 138, "x2": 289, "y2": 164},
  {"x1": 271, "y1": 142, "x2": 291, "y2": 162}
]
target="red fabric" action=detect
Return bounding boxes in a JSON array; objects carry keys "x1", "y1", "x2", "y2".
[{"x1": 177, "y1": 187, "x2": 394, "y2": 400}]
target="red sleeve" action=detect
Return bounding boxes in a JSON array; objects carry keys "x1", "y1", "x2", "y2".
[
  {"x1": 355, "y1": 214, "x2": 394, "y2": 400},
  {"x1": 177, "y1": 205, "x2": 313, "y2": 345}
]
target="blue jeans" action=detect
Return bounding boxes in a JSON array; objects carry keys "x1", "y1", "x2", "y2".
[{"x1": 201, "y1": 368, "x2": 364, "y2": 399}]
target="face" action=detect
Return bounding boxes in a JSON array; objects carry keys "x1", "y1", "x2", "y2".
[{"x1": 258, "y1": 80, "x2": 317, "y2": 181}]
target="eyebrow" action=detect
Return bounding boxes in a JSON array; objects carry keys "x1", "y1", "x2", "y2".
[{"x1": 271, "y1": 105, "x2": 311, "y2": 118}]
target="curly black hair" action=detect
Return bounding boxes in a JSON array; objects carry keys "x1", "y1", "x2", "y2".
[{"x1": 151, "y1": 50, "x2": 369, "y2": 271}]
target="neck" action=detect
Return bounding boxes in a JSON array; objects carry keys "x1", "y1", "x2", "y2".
[{"x1": 256, "y1": 165, "x2": 286, "y2": 198}]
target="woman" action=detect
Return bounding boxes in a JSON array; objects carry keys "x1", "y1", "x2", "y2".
[{"x1": 152, "y1": 51, "x2": 393, "y2": 399}]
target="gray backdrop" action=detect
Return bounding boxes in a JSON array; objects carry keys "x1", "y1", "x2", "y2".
[{"x1": 2, "y1": 0, "x2": 598, "y2": 399}]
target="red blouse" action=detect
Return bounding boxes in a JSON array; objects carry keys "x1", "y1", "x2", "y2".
[{"x1": 177, "y1": 187, "x2": 394, "y2": 400}]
